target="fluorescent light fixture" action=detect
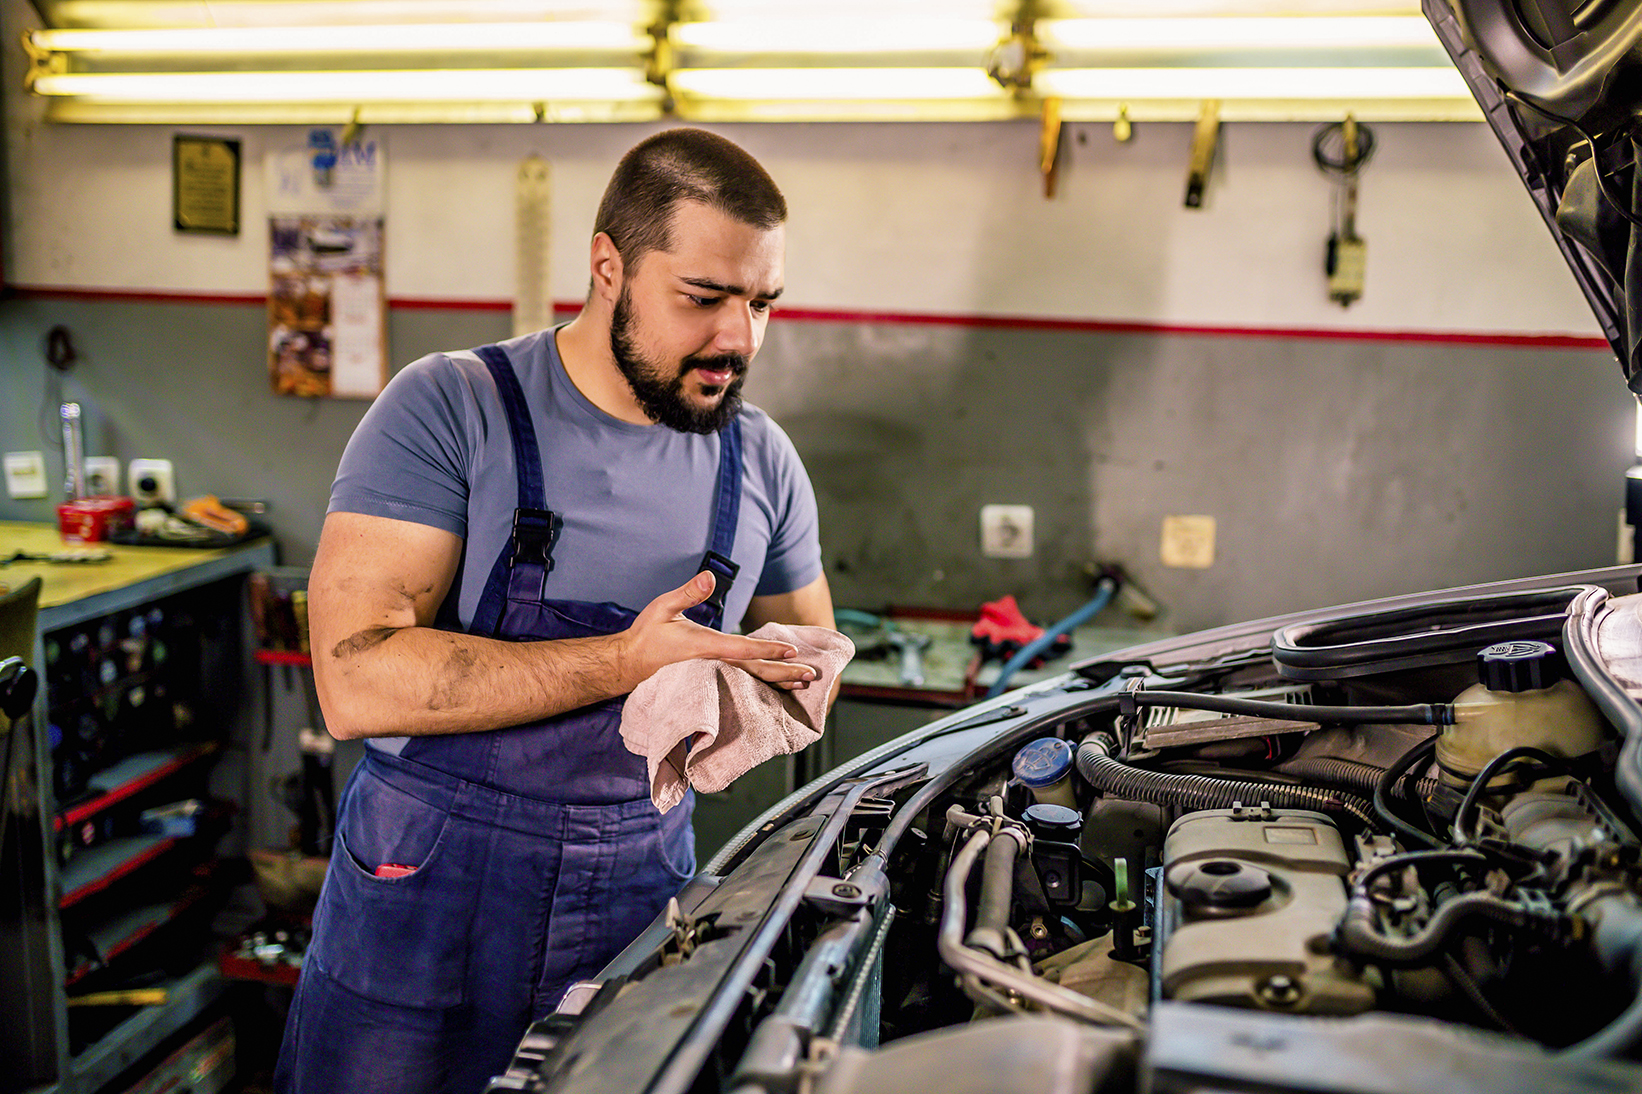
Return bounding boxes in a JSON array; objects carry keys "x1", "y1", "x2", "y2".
[
  {"x1": 39, "y1": 0, "x2": 655, "y2": 28},
  {"x1": 1035, "y1": 67, "x2": 1471, "y2": 101},
  {"x1": 30, "y1": 67, "x2": 663, "y2": 103},
  {"x1": 670, "y1": 18, "x2": 1002, "y2": 55},
  {"x1": 1039, "y1": 16, "x2": 1442, "y2": 52},
  {"x1": 672, "y1": 68, "x2": 1006, "y2": 102},
  {"x1": 31, "y1": 22, "x2": 650, "y2": 54}
]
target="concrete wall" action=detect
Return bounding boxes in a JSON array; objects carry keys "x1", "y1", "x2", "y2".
[{"x1": 0, "y1": 295, "x2": 1628, "y2": 633}]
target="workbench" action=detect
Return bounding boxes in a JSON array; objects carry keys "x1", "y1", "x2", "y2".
[
  {"x1": 0, "y1": 521, "x2": 275, "y2": 1094},
  {"x1": 817, "y1": 607, "x2": 1177, "y2": 783}
]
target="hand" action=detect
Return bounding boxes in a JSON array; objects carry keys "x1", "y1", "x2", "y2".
[{"x1": 622, "y1": 572, "x2": 811, "y2": 687}]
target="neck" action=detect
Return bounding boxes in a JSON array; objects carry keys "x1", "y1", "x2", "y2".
[{"x1": 555, "y1": 309, "x2": 651, "y2": 425}]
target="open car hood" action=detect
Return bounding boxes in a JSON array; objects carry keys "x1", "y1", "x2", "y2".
[{"x1": 1425, "y1": 0, "x2": 1642, "y2": 389}]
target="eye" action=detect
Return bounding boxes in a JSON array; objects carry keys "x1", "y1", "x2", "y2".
[
  {"x1": 686, "y1": 294, "x2": 719, "y2": 308},
  {"x1": 750, "y1": 300, "x2": 773, "y2": 315}
]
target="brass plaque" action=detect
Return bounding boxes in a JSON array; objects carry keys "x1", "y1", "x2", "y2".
[{"x1": 173, "y1": 134, "x2": 241, "y2": 235}]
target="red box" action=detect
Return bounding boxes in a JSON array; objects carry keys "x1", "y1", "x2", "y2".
[{"x1": 58, "y1": 496, "x2": 135, "y2": 543}]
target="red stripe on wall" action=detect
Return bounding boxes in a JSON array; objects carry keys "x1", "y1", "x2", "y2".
[{"x1": 10, "y1": 284, "x2": 1613, "y2": 351}]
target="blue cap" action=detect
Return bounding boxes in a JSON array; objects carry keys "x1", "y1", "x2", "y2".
[{"x1": 1012, "y1": 737, "x2": 1073, "y2": 789}]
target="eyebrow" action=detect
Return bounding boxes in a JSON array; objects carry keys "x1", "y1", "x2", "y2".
[{"x1": 680, "y1": 276, "x2": 784, "y2": 301}]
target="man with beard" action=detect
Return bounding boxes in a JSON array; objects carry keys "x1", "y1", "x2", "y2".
[{"x1": 276, "y1": 129, "x2": 834, "y2": 1094}]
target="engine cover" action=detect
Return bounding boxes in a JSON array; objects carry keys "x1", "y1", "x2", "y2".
[{"x1": 1158, "y1": 806, "x2": 1373, "y2": 1015}]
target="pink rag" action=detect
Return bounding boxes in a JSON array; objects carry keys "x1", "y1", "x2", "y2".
[{"x1": 620, "y1": 623, "x2": 855, "y2": 814}]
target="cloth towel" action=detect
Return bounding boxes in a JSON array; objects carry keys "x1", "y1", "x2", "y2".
[{"x1": 620, "y1": 622, "x2": 855, "y2": 814}]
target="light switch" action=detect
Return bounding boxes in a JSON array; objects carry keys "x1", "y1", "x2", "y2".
[{"x1": 1161, "y1": 515, "x2": 1216, "y2": 569}]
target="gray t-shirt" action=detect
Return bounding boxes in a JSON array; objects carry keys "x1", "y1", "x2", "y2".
[{"x1": 328, "y1": 326, "x2": 823, "y2": 637}]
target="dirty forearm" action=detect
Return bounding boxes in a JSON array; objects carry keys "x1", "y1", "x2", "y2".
[{"x1": 314, "y1": 624, "x2": 634, "y2": 740}]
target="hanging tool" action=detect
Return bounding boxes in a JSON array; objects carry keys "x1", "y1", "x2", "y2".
[
  {"x1": 1315, "y1": 115, "x2": 1375, "y2": 306},
  {"x1": 514, "y1": 155, "x2": 552, "y2": 337},
  {"x1": 1184, "y1": 100, "x2": 1221, "y2": 208},
  {"x1": 886, "y1": 630, "x2": 932, "y2": 688},
  {"x1": 1040, "y1": 97, "x2": 1063, "y2": 199}
]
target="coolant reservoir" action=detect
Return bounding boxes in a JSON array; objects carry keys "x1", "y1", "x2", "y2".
[{"x1": 1438, "y1": 640, "x2": 1607, "y2": 786}]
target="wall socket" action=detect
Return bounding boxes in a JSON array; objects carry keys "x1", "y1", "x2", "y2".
[
  {"x1": 129, "y1": 458, "x2": 176, "y2": 506},
  {"x1": 980, "y1": 504, "x2": 1034, "y2": 559},
  {"x1": 4, "y1": 451, "x2": 48, "y2": 499},
  {"x1": 85, "y1": 456, "x2": 121, "y2": 497}
]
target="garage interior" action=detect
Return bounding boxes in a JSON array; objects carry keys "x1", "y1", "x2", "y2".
[{"x1": 0, "y1": 1, "x2": 1636, "y2": 1092}]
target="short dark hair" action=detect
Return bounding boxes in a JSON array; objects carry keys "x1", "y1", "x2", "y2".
[{"x1": 594, "y1": 128, "x2": 787, "y2": 272}]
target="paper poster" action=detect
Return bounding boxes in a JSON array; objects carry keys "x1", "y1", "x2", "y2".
[{"x1": 266, "y1": 129, "x2": 387, "y2": 399}]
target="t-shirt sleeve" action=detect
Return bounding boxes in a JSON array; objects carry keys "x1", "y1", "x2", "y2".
[
  {"x1": 327, "y1": 355, "x2": 473, "y2": 538},
  {"x1": 751, "y1": 418, "x2": 824, "y2": 597}
]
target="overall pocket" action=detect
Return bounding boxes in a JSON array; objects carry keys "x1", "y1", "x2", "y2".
[{"x1": 308, "y1": 770, "x2": 479, "y2": 1008}]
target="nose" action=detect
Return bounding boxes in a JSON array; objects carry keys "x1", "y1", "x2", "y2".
[{"x1": 714, "y1": 301, "x2": 762, "y2": 358}]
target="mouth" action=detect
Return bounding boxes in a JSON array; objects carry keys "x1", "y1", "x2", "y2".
[{"x1": 692, "y1": 365, "x2": 737, "y2": 389}]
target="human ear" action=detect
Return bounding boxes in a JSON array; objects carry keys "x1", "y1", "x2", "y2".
[{"x1": 589, "y1": 233, "x2": 624, "y2": 304}]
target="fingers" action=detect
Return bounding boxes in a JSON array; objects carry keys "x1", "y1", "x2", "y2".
[
  {"x1": 642, "y1": 571, "x2": 717, "y2": 619},
  {"x1": 727, "y1": 657, "x2": 820, "y2": 690}
]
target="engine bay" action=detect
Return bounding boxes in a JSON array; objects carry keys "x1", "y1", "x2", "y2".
[
  {"x1": 492, "y1": 580, "x2": 1642, "y2": 1094},
  {"x1": 821, "y1": 582, "x2": 1642, "y2": 1091}
]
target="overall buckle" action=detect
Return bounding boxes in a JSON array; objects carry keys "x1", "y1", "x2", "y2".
[
  {"x1": 511, "y1": 508, "x2": 562, "y2": 573},
  {"x1": 697, "y1": 550, "x2": 740, "y2": 613}
]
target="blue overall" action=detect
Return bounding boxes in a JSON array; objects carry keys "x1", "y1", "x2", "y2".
[{"x1": 276, "y1": 344, "x2": 744, "y2": 1094}]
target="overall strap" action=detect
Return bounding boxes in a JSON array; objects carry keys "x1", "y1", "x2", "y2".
[
  {"x1": 470, "y1": 343, "x2": 560, "y2": 637},
  {"x1": 683, "y1": 415, "x2": 743, "y2": 631}
]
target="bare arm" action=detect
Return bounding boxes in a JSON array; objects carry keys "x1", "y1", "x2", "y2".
[
  {"x1": 309, "y1": 511, "x2": 810, "y2": 740},
  {"x1": 744, "y1": 572, "x2": 836, "y2": 632},
  {"x1": 742, "y1": 573, "x2": 843, "y2": 706}
]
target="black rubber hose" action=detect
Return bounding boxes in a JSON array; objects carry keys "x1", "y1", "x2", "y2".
[
  {"x1": 1336, "y1": 891, "x2": 1544, "y2": 967},
  {"x1": 1373, "y1": 736, "x2": 1442, "y2": 849},
  {"x1": 1120, "y1": 689, "x2": 1455, "y2": 726},
  {"x1": 1564, "y1": 897, "x2": 1642, "y2": 1060},
  {"x1": 1276, "y1": 755, "x2": 1441, "y2": 801},
  {"x1": 1452, "y1": 747, "x2": 1567, "y2": 845},
  {"x1": 1076, "y1": 734, "x2": 1379, "y2": 830}
]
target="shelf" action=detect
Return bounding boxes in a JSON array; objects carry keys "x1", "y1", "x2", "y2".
[
  {"x1": 64, "y1": 880, "x2": 213, "y2": 988},
  {"x1": 219, "y1": 947, "x2": 301, "y2": 987},
  {"x1": 58, "y1": 835, "x2": 180, "y2": 909},
  {"x1": 67, "y1": 962, "x2": 229, "y2": 1094},
  {"x1": 55, "y1": 741, "x2": 220, "y2": 832}
]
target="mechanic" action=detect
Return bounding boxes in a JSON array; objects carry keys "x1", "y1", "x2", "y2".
[{"x1": 275, "y1": 128, "x2": 835, "y2": 1094}]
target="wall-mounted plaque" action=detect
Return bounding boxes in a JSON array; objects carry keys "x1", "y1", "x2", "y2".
[{"x1": 173, "y1": 134, "x2": 241, "y2": 235}]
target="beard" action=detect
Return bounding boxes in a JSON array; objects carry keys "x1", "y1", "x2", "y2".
[{"x1": 609, "y1": 287, "x2": 747, "y2": 435}]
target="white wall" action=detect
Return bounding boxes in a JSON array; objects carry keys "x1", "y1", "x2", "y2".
[{"x1": 1, "y1": 0, "x2": 1604, "y2": 339}]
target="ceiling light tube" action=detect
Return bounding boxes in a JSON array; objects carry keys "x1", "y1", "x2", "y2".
[
  {"x1": 1038, "y1": 16, "x2": 1442, "y2": 52},
  {"x1": 669, "y1": 18, "x2": 1002, "y2": 55},
  {"x1": 30, "y1": 22, "x2": 650, "y2": 54},
  {"x1": 42, "y1": 0, "x2": 653, "y2": 29},
  {"x1": 30, "y1": 67, "x2": 663, "y2": 103},
  {"x1": 1035, "y1": 66, "x2": 1471, "y2": 101},
  {"x1": 671, "y1": 67, "x2": 1006, "y2": 101}
]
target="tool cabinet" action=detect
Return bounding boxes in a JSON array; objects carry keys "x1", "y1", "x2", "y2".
[{"x1": 0, "y1": 523, "x2": 273, "y2": 1094}]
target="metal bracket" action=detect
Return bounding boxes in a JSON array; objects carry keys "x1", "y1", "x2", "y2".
[
  {"x1": 802, "y1": 872, "x2": 886, "y2": 918},
  {"x1": 21, "y1": 31, "x2": 65, "y2": 93}
]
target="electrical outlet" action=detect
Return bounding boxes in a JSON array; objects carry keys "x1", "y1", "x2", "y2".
[
  {"x1": 128, "y1": 459, "x2": 176, "y2": 506},
  {"x1": 981, "y1": 504, "x2": 1034, "y2": 559},
  {"x1": 4, "y1": 452, "x2": 48, "y2": 499},
  {"x1": 85, "y1": 456, "x2": 121, "y2": 497},
  {"x1": 1161, "y1": 515, "x2": 1216, "y2": 569}
]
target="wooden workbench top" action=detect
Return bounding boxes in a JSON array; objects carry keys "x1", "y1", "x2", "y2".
[{"x1": 0, "y1": 521, "x2": 263, "y2": 610}]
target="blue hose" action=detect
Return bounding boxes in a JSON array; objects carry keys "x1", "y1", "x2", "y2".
[{"x1": 985, "y1": 578, "x2": 1117, "y2": 699}]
